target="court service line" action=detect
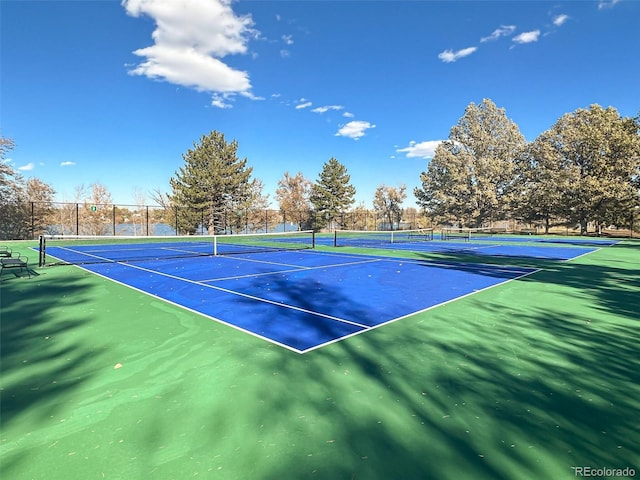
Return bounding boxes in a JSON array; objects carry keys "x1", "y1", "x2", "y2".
[
  {"x1": 201, "y1": 257, "x2": 383, "y2": 282},
  {"x1": 215, "y1": 254, "x2": 315, "y2": 269},
  {"x1": 119, "y1": 261, "x2": 372, "y2": 330}
]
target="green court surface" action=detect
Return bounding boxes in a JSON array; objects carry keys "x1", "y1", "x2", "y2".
[{"x1": 1, "y1": 239, "x2": 639, "y2": 479}]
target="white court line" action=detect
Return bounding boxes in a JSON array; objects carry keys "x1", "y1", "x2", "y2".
[
  {"x1": 299, "y1": 266, "x2": 541, "y2": 354},
  {"x1": 201, "y1": 257, "x2": 382, "y2": 282},
  {"x1": 303, "y1": 247, "x2": 533, "y2": 275},
  {"x1": 47, "y1": 245, "x2": 541, "y2": 354},
  {"x1": 55, "y1": 261, "x2": 308, "y2": 354},
  {"x1": 52, "y1": 245, "x2": 118, "y2": 262},
  {"x1": 118, "y1": 261, "x2": 371, "y2": 330},
  {"x1": 51, "y1": 244, "x2": 212, "y2": 261},
  {"x1": 214, "y1": 254, "x2": 314, "y2": 269}
]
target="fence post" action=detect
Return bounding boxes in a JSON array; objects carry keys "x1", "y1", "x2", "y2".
[
  {"x1": 76, "y1": 203, "x2": 79, "y2": 235},
  {"x1": 31, "y1": 202, "x2": 35, "y2": 239},
  {"x1": 112, "y1": 205, "x2": 116, "y2": 236}
]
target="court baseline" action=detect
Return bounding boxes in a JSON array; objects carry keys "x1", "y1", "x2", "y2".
[{"x1": 65, "y1": 249, "x2": 536, "y2": 353}]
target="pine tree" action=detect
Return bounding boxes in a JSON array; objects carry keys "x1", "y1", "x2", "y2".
[
  {"x1": 169, "y1": 131, "x2": 253, "y2": 234},
  {"x1": 513, "y1": 138, "x2": 572, "y2": 233},
  {"x1": 415, "y1": 99, "x2": 525, "y2": 227},
  {"x1": 534, "y1": 105, "x2": 640, "y2": 234},
  {"x1": 310, "y1": 157, "x2": 356, "y2": 230}
]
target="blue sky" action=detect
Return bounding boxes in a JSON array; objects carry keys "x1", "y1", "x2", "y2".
[{"x1": 2, "y1": 0, "x2": 639, "y2": 209}]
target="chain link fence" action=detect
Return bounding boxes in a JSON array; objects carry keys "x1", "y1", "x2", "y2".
[
  {"x1": 4, "y1": 201, "x2": 636, "y2": 241},
  {"x1": 2, "y1": 202, "x2": 433, "y2": 240}
]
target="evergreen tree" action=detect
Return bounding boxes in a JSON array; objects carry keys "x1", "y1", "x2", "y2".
[
  {"x1": 535, "y1": 105, "x2": 640, "y2": 234},
  {"x1": 513, "y1": 138, "x2": 572, "y2": 233},
  {"x1": 415, "y1": 99, "x2": 525, "y2": 227},
  {"x1": 310, "y1": 157, "x2": 356, "y2": 230},
  {"x1": 169, "y1": 131, "x2": 253, "y2": 234}
]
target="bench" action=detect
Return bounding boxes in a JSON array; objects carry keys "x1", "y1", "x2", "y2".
[
  {"x1": 0, "y1": 254, "x2": 30, "y2": 278},
  {"x1": 0, "y1": 246, "x2": 12, "y2": 258}
]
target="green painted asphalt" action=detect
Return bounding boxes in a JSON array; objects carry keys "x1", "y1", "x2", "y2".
[{"x1": 1, "y1": 239, "x2": 638, "y2": 479}]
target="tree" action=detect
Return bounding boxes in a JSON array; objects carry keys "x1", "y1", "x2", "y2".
[
  {"x1": 276, "y1": 171, "x2": 313, "y2": 229},
  {"x1": 83, "y1": 182, "x2": 113, "y2": 235},
  {"x1": 0, "y1": 137, "x2": 57, "y2": 239},
  {"x1": 534, "y1": 105, "x2": 640, "y2": 234},
  {"x1": 229, "y1": 178, "x2": 275, "y2": 233},
  {"x1": 414, "y1": 99, "x2": 526, "y2": 227},
  {"x1": 0, "y1": 137, "x2": 18, "y2": 204},
  {"x1": 309, "y1": 157, "x2": 356, "y2": 230},
  {"x1": 27, "y1": 177, "x2": 56, "y2": 237},
  {"x1": 512, "y1": 137, "x2": 573, "y2": 233},
  {"x1": 373, "y1": 184, "x2": 407, "y2": 230},
  {"x1": 169, "y1": 130, "x2": 253, "y2": 234},
  {"x1": 0, "y1": 137, "x2": 26, "y2": 239}
]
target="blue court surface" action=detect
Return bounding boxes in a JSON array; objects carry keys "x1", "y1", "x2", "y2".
[
  {"x1": 326, "y1": 236, "x2": 602, "y2": 260},
  {"x1": 45, "y1": 247, "x2": 537, "y2": 353},
  {"x1": 463, "y1": 236, "x2": 619, "y2": 247}
]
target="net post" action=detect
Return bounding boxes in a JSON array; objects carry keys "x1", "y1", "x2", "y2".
[
  {"x1": 333, "y1": 230, "x2": 337, "y2": 247},
  {"x1": 38, "y1": 235, "x2": 46, "y2": 267},
  {"x1": 312, "y1": 231, "x2": 316, "y2": 249},
  {"x1": 213, "y1": 235, "x2": 218, "y2": 256}
]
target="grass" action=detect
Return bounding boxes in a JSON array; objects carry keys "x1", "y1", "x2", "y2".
[{"x1": 1, "y1": 238, "x2": 639, "y2": 479}]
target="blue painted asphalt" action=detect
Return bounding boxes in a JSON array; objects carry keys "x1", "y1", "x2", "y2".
[{"x1": 55, "y1": 249, "x2": 535, "y2": 353}]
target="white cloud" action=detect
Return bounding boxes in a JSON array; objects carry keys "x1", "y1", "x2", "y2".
[
  {"x1": 335, "y1": 121, "x2": 376, "y2": 140},
  {"x1": 396, "y1": 140, "x2": 443, "y2": 159},
  {"x1": 343, "y1": 111, "x2": 354, "y2": 118},
  {"x1": 280, "y1": 49, "x2": 290, "y2": 58},
  {"x1": 480, "y1": 25, "x2": 516, "y2": 42},
  {"x1": 211, "y1": 93, "x2": 233, "y2": 109},
  {"x1": 598, "y1": 0, "x2": 621, "y2": 9},
  {"x1": 18, "y1": 162, "x2": 34, "y2": 171},
  {"x1": 437, "y1": 46, "x2": 477, "y2": 63},
  {"x1": 512, "y1": 30, "x2": 541, "y2": 44},
  {"x1": 295, "y1": 101, "x2": 312, "y2": 109},
  {"x1": 311, "y1": 105, "x2": 343, "y2": 114},
  {"x1": 60, "y1": 161, "x2": 76, "y2": 166},
  {"x1": 123, "y1": 0, "x2": 257, "y2": 105},
  {"x1": 282, "y1": 34, "x2": 293, "y2": 45},
  {"x1": 553, "y1": 14, "x2": 569, "y2": 26}
]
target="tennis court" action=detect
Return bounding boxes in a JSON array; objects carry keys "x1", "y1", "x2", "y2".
[
  {"x1": 2, "y1": 234, "x2": 638, "y2": 480},
  {"x1": 329, "y1": 229, "x2": 608, "y2": 260},
  {"x1": 38, "y1": 234, "x2": 535, "y2": 353}
]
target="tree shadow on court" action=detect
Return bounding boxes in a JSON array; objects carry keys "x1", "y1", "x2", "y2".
[
  {"x1": 242, "y1": 244, "x2": 639, "y2": 479},
  {"x1": 4, "y1": 242, "x2": 637, "y2": 479},
  {"x1": 0, "y1": 267, "x2": 109, "y2": 474}
]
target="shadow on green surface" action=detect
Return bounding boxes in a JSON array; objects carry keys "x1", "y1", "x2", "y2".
[
  {"x1": 0, "y1": 271, "x2": 104, "y2": 427},
  {"x1": 251, "y1": 243, "x2": 640, "y2": 479},
  {"x1": 1, "y1": 242, "x2": 638, "y2": 479}
]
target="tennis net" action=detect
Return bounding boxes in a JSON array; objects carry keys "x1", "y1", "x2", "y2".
[
  {"x1": 441, "y1": 227, "x2": 510, "y2": 241},
  {"x1": 38, "y1": 230, "x2": 315, "y2": 266},
  {"x1": 334, "y1": 228, "x2": 434, "y2": 248}
]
